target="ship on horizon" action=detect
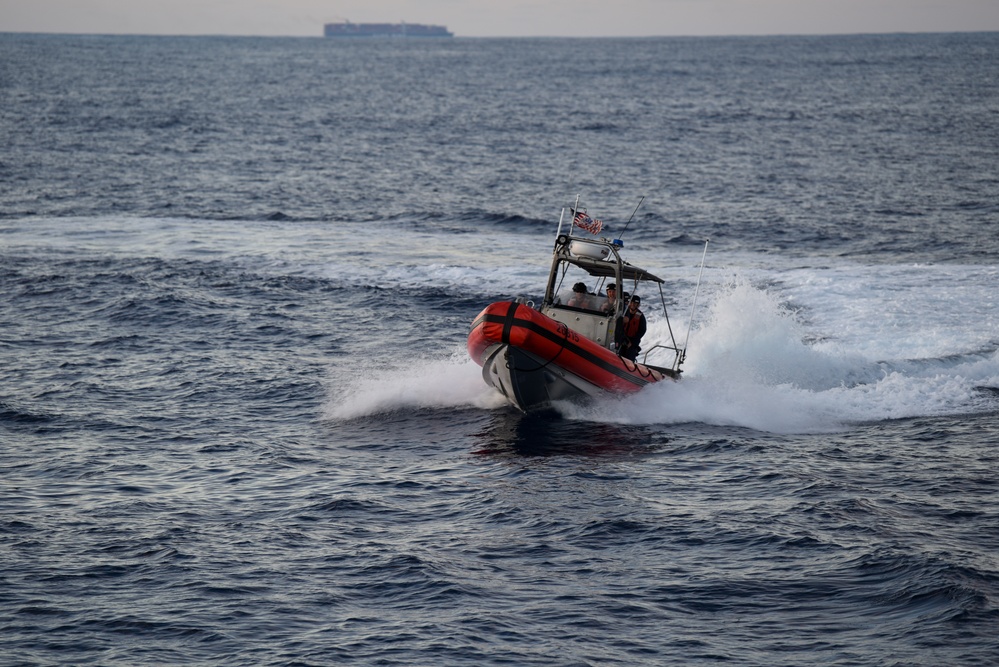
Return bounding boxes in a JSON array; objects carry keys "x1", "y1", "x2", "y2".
[{"x1": 323, "y1": 21, "x2": 454, "y2": 38}]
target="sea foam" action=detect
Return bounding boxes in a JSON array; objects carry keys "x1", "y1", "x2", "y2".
[
  {"x1": 325, "y1": 277, "x2": 998, "y2": 433},
  {"x1": 323, "y1": 352, "x2": 506, "y2": 420},
  {"x1": 567, "y1": 280, "x2": 999, "y2": 433}
]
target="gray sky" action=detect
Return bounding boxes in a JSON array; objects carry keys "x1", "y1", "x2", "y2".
[{"x1": 2, "y1": 0, "x2": 998, "y2": 37}]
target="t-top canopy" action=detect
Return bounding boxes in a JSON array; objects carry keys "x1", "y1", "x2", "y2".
[{"x1": 561, "y1": 254, "x2": 664, "y2": 284}]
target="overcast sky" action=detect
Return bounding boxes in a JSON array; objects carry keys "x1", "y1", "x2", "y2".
[{"x1": 2, "y1": 0, "x2": 998, "y2": 38}]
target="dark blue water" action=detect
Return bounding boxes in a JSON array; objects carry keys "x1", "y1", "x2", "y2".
[{"x1": 2, "y1": 32, "x2": 999, "y2": 666}]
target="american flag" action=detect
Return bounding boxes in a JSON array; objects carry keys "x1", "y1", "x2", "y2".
[{"x1": 572, "y1": 210, "x2": 603, "y2": 235}]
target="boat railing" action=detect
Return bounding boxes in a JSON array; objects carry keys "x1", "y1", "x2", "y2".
[{"x1": 641, "y1": 343, "x2": 683, "y2": 372}]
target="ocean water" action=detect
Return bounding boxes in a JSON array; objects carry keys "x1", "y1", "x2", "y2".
[{"x1": 2, "y1": 32, "x2": 999, "y2": 666}]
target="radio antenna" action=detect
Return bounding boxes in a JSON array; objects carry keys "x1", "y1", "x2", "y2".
[
  {"x1": 617, "y1": 196, "x2": 645, "y2": 240},
  {"x1": 681, "y1": 239, "x2": 710, "y2": 364}
]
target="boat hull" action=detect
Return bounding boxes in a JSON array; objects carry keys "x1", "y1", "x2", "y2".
[{"x1": 468, "y1": 301, "x2": 677, "y2": 411}]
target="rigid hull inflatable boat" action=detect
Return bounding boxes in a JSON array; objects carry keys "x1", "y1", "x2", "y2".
[{"x1": 468, "y1": 205, "x2": 699, "y2": 412}]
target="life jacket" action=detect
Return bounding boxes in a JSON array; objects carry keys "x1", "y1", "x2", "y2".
[{"x1": 624, "y1": 310, "x2": 644, "y2": 338}]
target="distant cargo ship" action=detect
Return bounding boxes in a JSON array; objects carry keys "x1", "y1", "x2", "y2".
[{"x1": 323, "y1": 22, "x2": 454, "y2": 38}]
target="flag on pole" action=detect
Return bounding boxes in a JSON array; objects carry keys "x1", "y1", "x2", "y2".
[{"x1": 572, "y1": 209, "x2": 603, "y2": 235}]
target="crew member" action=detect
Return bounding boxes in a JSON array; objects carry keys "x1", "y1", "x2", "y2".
[
  {"x1": 601, "y1": 284, "x2": 620, "y2": 314},
  {"x1": 616, "y1": 295, "x2": 647, "y2": 361},
  {"x1": 566, "y1": 282, "x2": 591, "y2": 309}
]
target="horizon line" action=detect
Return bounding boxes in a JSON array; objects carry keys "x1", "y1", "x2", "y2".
[{"x1": 3, "y1": 28, "x2": 998, "y2": 40}]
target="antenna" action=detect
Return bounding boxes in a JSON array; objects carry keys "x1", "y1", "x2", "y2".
[
  {"x1": 617, "y1": 196, "x2": 645, "y2": 240},
  {"x1": 682, "y1": 239, "x2": 710, "y2": 363}
]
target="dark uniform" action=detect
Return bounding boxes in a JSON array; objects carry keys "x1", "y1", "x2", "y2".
[{"x1": 616, "y1": 295, "x2": 647, "y2": 361}]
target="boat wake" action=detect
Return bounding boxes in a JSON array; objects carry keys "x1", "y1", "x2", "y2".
[
  {"x1": 563, "y1": 280, "x2": 999, "y2": 433},
  {"x1": 323, "y1": 353, "x2": 507, "y2": 421},
  {"x1": 325, "y1": 280, "x2": 999, "y2": 434}
]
